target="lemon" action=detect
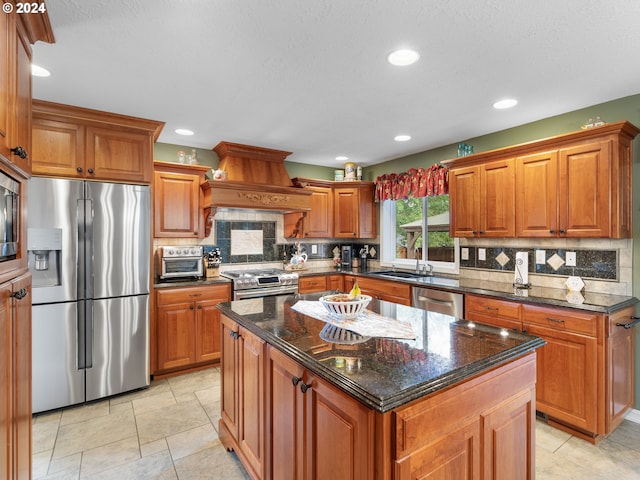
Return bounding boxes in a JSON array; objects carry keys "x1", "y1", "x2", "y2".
[{"x1": 348, "y1": 283, "x2": 361, "y2": 299}]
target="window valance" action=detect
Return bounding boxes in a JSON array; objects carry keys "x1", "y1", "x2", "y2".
[{"x1": 374, "y1": 164, "x2": 448, "y2": 202}]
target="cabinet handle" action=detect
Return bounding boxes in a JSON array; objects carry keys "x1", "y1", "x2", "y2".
[
  {"x1": 77, "y1": 167, "x2": 83, "y2": 173},
  {"x1": 472, "y1": 230, "x2": 478, "y2": 234},
  {"x1": 291, "y1": 376, "x2": 301, "y2": 386},
  {"x1": 545, "y1": 316, "x2": 564, "y2": 324},
  {"x1": 549, "y1": 229, "x2": 555, "y2": 234},
  {"x1": 559, "y1": 229, "x2": 566, "y2": 234},
  {"x1": 229, "y1": 331, "x2": 240, "y2": 339},
  {"x1": 189, "y1": 293, "x2": 202, "y2": 297},
  {"x1": 88, "y1": 168, "x2": 95, "y2": 174},
  {"x1": 522, "y1": 328, "x2": 527, "y2": 334},
  {"x1": 616, "y1": 316, "x2": 640, "y2": 329},
  {"x1": 300, "y1": 382, "x2": 312, "y2": 393},
  {"x1": 11, "y1": 288, "x2": 28, "y2": 300},
  {"x1": 484, "y1": 306, "x2": 498, "y2": 311},
  {"x1": 10, "y1": 146, "x2": 28, "y2": 159}
]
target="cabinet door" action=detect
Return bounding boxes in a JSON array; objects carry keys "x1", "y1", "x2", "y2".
[
  {"x1": 304, "y1": 186, "x2": 333, "y2": 237},
  {"x1": 268, "y1": 346, "x2": 305, "y2": 480},
  {"x1": 303, "y1": 372, "x2": 373, "y2": 480},
  {"x1": 238, "y1": 326, "x2": 266, "y2": 479},
  {"x1": 559, "y1": 141, "x2": 610, "y2": 237},
  {"x1": 525, "y1": 323, "x2": 598, "y2": 433},
  {"x1": 394, "y1": 421, "x2": 480, "y2": 480},
  {"x1": 516, "y1": 150, "x2": 558, "y2": 237},
  {"x1": 220, "y1": 315, "x2": 239, "y2": 440},
  {"x1": 357, "y1": 184, "x2": 377, "y2": 239},
  {"x1": 156, "y1": 302, "x2": 195, "y2": 371},
  {"x1": 195, "y1": 299, "x2": 222, "y2": 363},
  {"x1": 0, "y1": 12, "x2": 11, "y2": 162},
  {"x1": 31, "y1": 117, "x2": 85, "y2": 177},
  {"x1": 9, "y1": 20, "x2": 32, "y2": 174},
  {"x1": 482, "y1": 390, "x2": 535, "y2": 480},
  {"x1": 334, "y1": 187, "x2": 358, "y2": 238},
  {"x1": 154, "y1": 170, "x2": 202, "y2": 237},
  {"x1": 0, "y1": 281, "x2": 12, "y2": 479},
  {"x1": 449, "y1": 165, "x2": 480, "y2": 237},
  {"x1": 327, "y1": 274, "x2": 344, "y2": 292},
  {"x1": 86, "y1": 126, "x2": 152, "y2": 183},
  {"x1": 606, "y1": 307, "x2": 635, "y2": 431},
  {"x1": 480, "y1": 159, "x2": 515, "y2": 237}
]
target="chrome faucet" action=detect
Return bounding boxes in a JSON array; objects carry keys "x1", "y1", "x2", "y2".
[
  {"x1": 422, "y1": 263, "x2": 434, "y2": 276},
  {"x1": 415, "y1": 258, "x2": 421, "y2": 273}
]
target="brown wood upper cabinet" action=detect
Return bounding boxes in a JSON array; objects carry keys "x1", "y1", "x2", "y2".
[
  {"x1": 31, "y1": 100, "x2": 164, "y2": 184},
  {"x1": 285, "y1": 178, "x2": 377, "y2": 239},
  {"x1": 445, "y1": 121, "x2": 639, "y2": 238},
  {"x1": 449, "y1": 158, "x2": 515, "y2": 237},
  {"x1": 153, "y1": 161, "x2": 210, "y2": 238}
]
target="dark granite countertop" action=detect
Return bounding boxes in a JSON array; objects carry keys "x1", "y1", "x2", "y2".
[
  {"x1": 217, "y1": 292, "x2": 545, "y2": 412},
  {"x1": 298, "y1": 267, "x2": 637, "y2": 314}
]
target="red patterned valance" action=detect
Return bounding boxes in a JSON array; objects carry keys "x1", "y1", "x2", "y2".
[{"x1": 374, "y1": 164, "x2": 448, "y2": 202}]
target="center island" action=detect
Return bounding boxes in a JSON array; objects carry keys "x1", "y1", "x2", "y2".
[{"x1": 217, "y1": 292, "x2": 545, "y2": 480}]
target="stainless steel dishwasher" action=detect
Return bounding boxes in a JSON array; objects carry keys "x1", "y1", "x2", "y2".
[{"x1": 411, "y1": 286, "x2": 464, "y2": 318}]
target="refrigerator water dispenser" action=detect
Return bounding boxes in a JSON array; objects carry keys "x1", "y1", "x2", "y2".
[{"x1": 28, "y1": 227, "x2": 62, "y2": 287}]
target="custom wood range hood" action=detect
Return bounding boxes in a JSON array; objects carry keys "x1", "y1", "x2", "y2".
[{"x1": 201, "y1": 141, "x2": 312, "y2": 232}]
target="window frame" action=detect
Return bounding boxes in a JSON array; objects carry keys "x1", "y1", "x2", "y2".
[{"x1": 379, "y1": 198, "x2": 459, "y2": 275}]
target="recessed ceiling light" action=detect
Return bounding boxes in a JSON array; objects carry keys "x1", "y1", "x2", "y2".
[
  {"x1": 394, "y1": 135, "x2": 411, "y2": 142},
  {"x1": 336, "y1": 156, "x2": 349, "y2": 161},
  {"x1": 31, "y1": 64, "x2": 51, "y2": 77},
  {"x1": 493, "y1": 98, "x2": 518, "y2": 109},
  {"x1": 175, "y1": 128, "x2": 194, "y2": 136},
  {"x1": 387, "y1": 49, "x2": 420, "y2": 66}
]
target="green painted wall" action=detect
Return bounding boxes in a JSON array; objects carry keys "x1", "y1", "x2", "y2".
[{"x1": 370, "y1": 93, "x2": 640, "y2": 409}]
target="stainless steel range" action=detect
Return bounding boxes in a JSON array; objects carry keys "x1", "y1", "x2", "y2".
[{"x1": 222, "y1": 268, "x2": 299, "y2": 300}]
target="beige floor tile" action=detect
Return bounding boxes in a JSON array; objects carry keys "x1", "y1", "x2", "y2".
[
  {"x1": 173, "y1": 441, "x2": 250, "y2": 480},
  {"x1": 109, "y1": 379, "x2": 171, "y2": 406},
  {"x1": 132, "y1": 389, "x2": 177, "y2": 415},
  {"x1": 167, "y1": 368, "x2": 218, "y2": 398},
  {"x1": 32, "y1": 449, "x2": 52, "y2": 479},
  {"x1": 80, "y1": 436, "x2": 141, "y2": 476},
  {"x1": 135, "y1": 399, "x2": 210, "y2": 445},
  {"x1": 607, "y1": 419, "x2": 640, "y2": 450},
  {"x1": 33, "y1": 418, "x2": 62, "y2": 454},
  {"x1": 140, "y1": 438, "x2": 169, "y2": 458},
  {"x1": 48, "y1": 452, "x2": 82, "y2": 478},
  {"x1": 83, "y1": 450, "x2": 177, "y2": 480},
  {"x1": 33, "y1": 410, "x2": 62, "y2": 425},
  {"x1": 534, "y1": 419, "x2": 572, "y2": 453},
  {"x1": 52, "y1": 407, "x2": 137, "y2": 459},
  {"x1": 60, "y1": 401, "x2": 110, "y2": 426},
  {"x1": 166, "y1": 423, "x2": 219, "y2": 461}
]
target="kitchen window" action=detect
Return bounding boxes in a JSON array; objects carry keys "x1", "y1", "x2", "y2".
[{"x1": 380, "y1": 195, "x2": 459, "y2": 274}]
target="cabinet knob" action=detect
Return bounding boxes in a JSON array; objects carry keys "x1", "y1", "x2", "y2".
[
  {"x1": 472, "y1": 230, "x2": 478, "y2": 234},
  {"x1": 10, "y1": 146, "x2": 28, "y2": 159},
  {"x1": 77, "y1": 167, "x2": 83, "y2": 173},
  {"x1": 479, "y1": 230, "x2": 485, "y2": 234},
  {"x1": 549, "y1": 229, "x2": 555, "y2": 234},
  {"x1": 300, "y1": 382, "x2": 312, "y2": 393},
  {"x1": 197, "y1": 305, "x2": 202, "y2": 309},
  {"x1": 11, "y1": 288, "x2": 28, "y2": 300},
  {"x1": 229, "y1": 330, "x2": 240, "y2": 339},
  {"x1": 189, "y1": 305, "x2": 194, "y2": 310},
  {"x1": 88, "y1": 168, "x2": 95, "y2": 174},
  {"x1": 559, "y1": 229, "x2": 566, "y2": 234},
  {"x1": 291, "y1": 376, "x2": 301, "y2": 387}
]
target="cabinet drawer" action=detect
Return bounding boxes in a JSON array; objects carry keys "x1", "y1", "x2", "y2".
[
  {"x1": 298, "y1": 275, "x2": 328, "y2": 293},
  {"x1": 522, "y1": 304, "x2": 598, "y2": 336},
  {"x1": 156, "y1": 284, "x2": 230, "y2": 306},
  {"x1": 466, "y1": 295, "x2": 521, "y2": 321},
  {"x1": 358, "y1": 277, "x2": 411, "y2": 299}
]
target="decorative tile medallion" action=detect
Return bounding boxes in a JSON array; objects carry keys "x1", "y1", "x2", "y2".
[
  {"x1": 546, "y1": 253, "x2": 565, "y2": 271},
  {"x1": 496, "y1": 251, "x2": 510, "y2": 267}
]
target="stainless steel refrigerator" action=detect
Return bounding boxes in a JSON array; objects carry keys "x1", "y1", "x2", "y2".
[{"x1": 28, "y1": 177, "x2": 150, "y2": 413}]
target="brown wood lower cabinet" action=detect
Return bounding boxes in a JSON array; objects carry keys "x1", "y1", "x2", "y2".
[
  {"x1": 219, "y1": 313, "x2": 536, "y2": 480},
  {"x1": 154, "y1": 284, "x2": 230, "y2": 375},
  {"x1": 1, "y1": 273, "x2": 32, "y2": 480},
  {"x1": 343, "y1": 275, "x2": 411, "y2": 305},
  {"x1": 465, "y1": 294, "x2": 635, "y2": 442}
]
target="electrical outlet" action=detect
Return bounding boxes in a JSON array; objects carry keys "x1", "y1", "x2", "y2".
[
  {"x1": 311, "y1": 244, "x2": 317, "y2": 254},
  {"x1": 478, "y1": 248, "x2": 486, "y2": 261},
  {"x1": 566, "y1": 251, "x2": 576, "y2": 267}
]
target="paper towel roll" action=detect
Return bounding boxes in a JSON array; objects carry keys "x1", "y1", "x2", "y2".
[{"x1": 514, "y1": 251, "x2": 529, "y2": 286}]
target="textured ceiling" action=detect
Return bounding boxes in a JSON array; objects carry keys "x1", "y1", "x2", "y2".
[{"x1": 32, "y1": 0, "x2": 640, "y2": 168}]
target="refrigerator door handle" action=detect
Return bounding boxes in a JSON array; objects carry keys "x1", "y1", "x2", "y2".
[
  {"x1": 77, "y1": 300, "x2": 86, "y2": 369},
  {"x1": 84, "y1": 197, "x2": 94, "y2": 300},
  {"x1": 77, "y1": 198, "x2": 86, "y2": 298}
]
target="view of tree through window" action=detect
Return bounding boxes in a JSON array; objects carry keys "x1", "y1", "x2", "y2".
[{"x1": 394, "y1": 195, "x2": 454, "y2": 262}]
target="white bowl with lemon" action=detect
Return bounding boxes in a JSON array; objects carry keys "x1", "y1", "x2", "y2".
[{"x1": 319, "y1": 283, "x2": 371, "y2": 319}]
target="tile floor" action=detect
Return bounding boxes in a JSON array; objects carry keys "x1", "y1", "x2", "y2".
[{"x1": 32, "y1": 367, "x2": 640, "y2": 479}]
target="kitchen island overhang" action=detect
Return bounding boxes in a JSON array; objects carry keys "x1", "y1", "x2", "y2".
[{"x1": 217, "y1": 293, "x2": 545, "y2": 480}]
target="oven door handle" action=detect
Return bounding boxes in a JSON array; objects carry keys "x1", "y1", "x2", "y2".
[{"x1": 234, "y1": 285, "x2": 298, "y2": 300}]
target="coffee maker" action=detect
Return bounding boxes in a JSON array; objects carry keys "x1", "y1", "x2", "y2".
[{"x1": 341, "y1": 245, "x2": 352, "y2": 270}]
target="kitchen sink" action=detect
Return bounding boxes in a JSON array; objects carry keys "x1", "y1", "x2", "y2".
[{"x1": 369, "y1": 270, "x2": 434, "y2": 279}]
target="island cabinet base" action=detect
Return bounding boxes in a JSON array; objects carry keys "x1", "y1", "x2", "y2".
[{"x1": 219, "y1": 313, "x2": 538, "y2": 480}]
